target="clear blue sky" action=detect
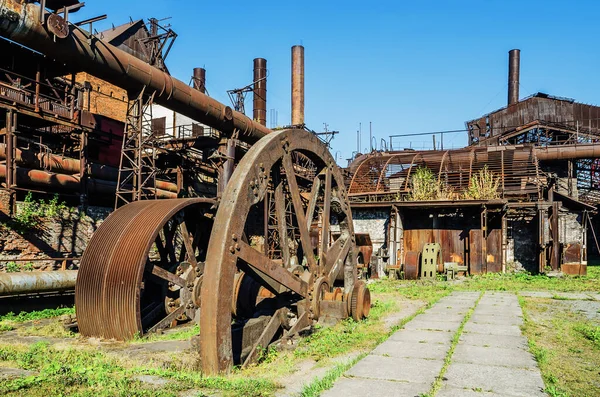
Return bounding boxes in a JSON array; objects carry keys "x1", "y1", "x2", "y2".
[{"x1": 74, "y1": 0, "x2": 600, "y2": 164}]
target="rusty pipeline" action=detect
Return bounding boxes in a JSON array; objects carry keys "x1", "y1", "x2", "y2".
[
  {"x1": 253, "y1": 58, "x2": 267, "y2": 126},
  {"x1": 291, "y1": 45, "x2": 305, "y2": 126},
  {"x1": 508, "y1": 49, "x2": 520, "y2": 106},
  {"x1": 0, "y1": 270, "x2": 78, "y2": 296},
  {"x1": 0, "y1": 143, "x2": 119, "y2": 181},
  {"x1": 0, "y1": 0, "x2": 272, "y2": 143},
  {"x1": 0, "y1": 165, "x2": 177, "y2": 198}
]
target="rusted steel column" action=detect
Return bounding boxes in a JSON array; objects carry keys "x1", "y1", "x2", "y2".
[
  {"x1": 5, "y1": 110, "x2": 14, "y2": 189},
  {"x1": 0, "y1": 0, "x2": 271, "y2": 143},
  {"x1": 508, "y1": 49, "x2": 520, "y2": 106},
  {"x1": 253, "y1": 58, "x2": 267, "y2": 126},
  {"x1": 192, "y1": 67, "x2": 206, "y2": 93},
  {"x1": 0, "y1": 270, "x2": 78, "y2": 296},
  {"x1": 291, "y1": 45, "x2": 305, "y2": 126},
  {"x1": 223, "y1": 139, "x2": 236, "y2": 188}
]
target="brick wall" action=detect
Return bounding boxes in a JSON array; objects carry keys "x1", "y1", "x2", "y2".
[
  {"x1": 76, "y1": 73, "x2": 128, "y2": 122},
  {"x1": 0, "y1": 205, "x2": 111, "y2": 271}
]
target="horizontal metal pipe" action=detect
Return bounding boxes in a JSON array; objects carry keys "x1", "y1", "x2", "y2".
[
  {"x1": 0, "y1": 145, "x2": 179, "y2": 193},
  {"x1": 535, "y1": 144, "x2": 600, "y2": 161},
  {"x1": 0, "y1": 143, "x2": 119, "y2": 181},
  {"x1": 0, "y1": 270, "x2": 77, "y2": 296},
  {"x1": 0, "y1": 0, "x2": 272, "y2": 144},
  {"x1": 0, "y1": 165, "x2": 177, "y2": 198},
  {"x1": 354, "y1": 143, "x2": 600, "y2": 165}
]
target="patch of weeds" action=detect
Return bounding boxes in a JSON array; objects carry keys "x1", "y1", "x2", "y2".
[
  {"x1": 299, "y1": 353, "x2": 366, "y2": 397},
  {"x1": 0, "y1": 323, "x2": 15, "y2": 332},
  {"x1": 551, "y1": 294, "x2": 571, "y2": 301},
  {"x1": 519, "y1": 296, "x2": 600, "y2": 396},
  {"x1": 0, "y1": 342, "x2": 277, "y2": 397},
  {"x1": 130, "y1": 324, "x2": 199, "y2": 343},
  {"x1": 17, "y1": 322, "x2": 75, "y2": 339},
  {"x1": 0, "y1": 307, "x2": 75, "y2": 323},
  {"x1": 5, "y1": 261, "x2": 20, "y2": 272},
  {"x1": 10, "y1": 193, "x2": 68, "y2": 232},
  {"x1": 574, "y1": 323, "x2": 600, "y2": 348}
]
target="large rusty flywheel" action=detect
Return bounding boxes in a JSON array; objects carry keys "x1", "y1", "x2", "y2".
[{"x1": 75, "y1": 129, "x2": 370, "y2": 374}]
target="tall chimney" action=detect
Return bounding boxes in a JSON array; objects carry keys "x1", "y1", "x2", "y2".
[
  {"x1": 508, "y1": 49, "x2": 520, "y2": 106},
  {"x1": 192, "y1": 67, "x2": 206, "y2": 93},
  {"x1": 291, "y1": 45, "x2": 305, "y2": 126},
  {"x1": 253, "y1": 58, "x2": 267, "y2": 126}
]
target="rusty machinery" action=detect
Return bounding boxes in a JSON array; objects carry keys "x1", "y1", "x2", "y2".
[
  {"x1": 0, "y1": 0, "x2": 370, "y2": 374},
  {"x1": 77, "y1": 129, "x2": 371, "y2": 373}
]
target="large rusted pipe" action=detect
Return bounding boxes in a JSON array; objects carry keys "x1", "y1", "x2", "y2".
[
  {"x1": 0, "y1": 0, "x2": 272, "y2": 143},
  {"x1": 0, "y1": 165, "x2": 177, "y2": 198},
  {"x1": 253, "y1": 58, "x2": 267, "y2": 126},
  {"x1": 0, "y1": 270, "x2": 77, "y2": 296},
  {"x1": 0, "y1": 144, "x2": 119, "y2": 181},
  {"x1": 535, "y1": 144, "x2": 600, "y2": 161},
  {"x1": 291, "y1": 45, "x2": 305, "y2": 126},
  {"x1": 351, "y1": 143, "x2": 600, "y2": 167},
  {"x1": 508, "y1": 49, "x2": 520, "y2": 106},
  {"x1": 0, "y1": 146, "x2": 178, "y2": 192},
  {"x1": 192, "y1": 67, "x2": 206, "y2": 93}
]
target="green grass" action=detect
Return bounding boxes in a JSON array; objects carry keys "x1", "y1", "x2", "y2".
[
  {"x1": 519, "y1": 296, "x2": 600, "y2": 397},
  {"x1": 0, "y1": 307, "x2": 75, "y2": 323},
  {"x1": 299, "y1": 353, "x2": 366, "y2": 397},
  {"x1": 130, "y1": 324, "x2": 200, "y2": 344},
  {"x1": 0, "y1": 342, "x2": 278, "y2": 397},
  {"x1": 574, "y1": 323, "x2": 600, "y2": 348},
  {"x1": 370, "y1": 267, "x2": 600, "y2": 296}
]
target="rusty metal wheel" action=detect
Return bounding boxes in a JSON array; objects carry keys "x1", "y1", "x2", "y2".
[
  {"x1": 200, "y1": 129, "x2": 358, "y2": 374},
  {"x1": 76, "y1": 198, "x2": 215, "y2": 340}
]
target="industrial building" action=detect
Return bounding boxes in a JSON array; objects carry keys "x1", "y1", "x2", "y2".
[{"x1": 347, "y1": 50, "x2": 599, "y2": 277}]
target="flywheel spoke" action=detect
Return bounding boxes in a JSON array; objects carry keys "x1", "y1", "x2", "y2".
[
  {"x1": 237, "y1": 241, "x2": 308, "y2": 297},
  {"x1": 282, "y1": 152, "x2": 317, "y2": 273},
  {"x1": 242, "y1": 309, "x2": 284, "y2": 368},
  {"x1": 305, "y1": 174, "x2": 322, "y2": 230},
  {"x1": 147, "y1": 304, "x2": 186, "y2": 334},
  {"x1": 320, "y1": 167, "x2": 332, "y2": 264},
  {"x1": 150, "y1": 264, "x2": 187, "y2": 288},
  {"x1": 179, "y1": 220, "x2": 198, "y2": 267},
  {"x1": 274, "y1": 171, "x2": 291, "y2": 267}
]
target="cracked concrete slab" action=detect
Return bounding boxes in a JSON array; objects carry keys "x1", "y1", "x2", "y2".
[
  {"x1": 452, "y1": 344, "x2": 538, "y2": 369},
  {"x1": 443, "y1": 362, "x2": 546, "y2": 397},
  {"x1": 372, "y1": 340, "x2": 448, "y2": 360},
  {"x1": 321, "y1": 377, "x2": 430, "y2": 397},
  {"x1": 346, "y1": 355, "x2": 444, "y2": 383}
]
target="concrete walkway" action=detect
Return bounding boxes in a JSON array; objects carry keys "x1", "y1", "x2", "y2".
[{"x1": 322, "y1": 292, "x2": 546, "y2": 397}]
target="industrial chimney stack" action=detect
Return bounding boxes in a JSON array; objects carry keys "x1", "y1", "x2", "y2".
[
  {"x1": 291, "y1": 45, "x2": 305, "y2": 126},
  {"x1": 192, "y1": 67, "x2": 206, "y2": 93},
  {"x1": 253, "y1": 58, "x2": 267, "y2": 126},
  {"x1": 508, "y1": 49, "x2": 520, "y2": 106}
]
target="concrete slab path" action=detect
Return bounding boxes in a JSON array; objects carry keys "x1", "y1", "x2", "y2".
[{"x1": 322, "y1": 292, "x2": 547, "y2": 397}]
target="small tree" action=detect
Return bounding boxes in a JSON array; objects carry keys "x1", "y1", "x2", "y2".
[{"x1": 464, "y1": 165, "x2": 500, "y2": 200}]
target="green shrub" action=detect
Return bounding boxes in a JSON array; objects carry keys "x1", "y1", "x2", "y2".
[
  {"x1": 408, "y1": 167, "x2": 453, "y2": 201},
  {"x1": 12, "y1": 193, "x2": 67, "y2": 231},
  {"x1": 5, "y1": 261, "x2": 20, "y2": 272},
  {"x1": 463, "y1": 165, "x2": 500, "y2": 200}
]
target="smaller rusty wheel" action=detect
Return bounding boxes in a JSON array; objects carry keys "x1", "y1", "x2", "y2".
[
  {"x1": 76, "y1": 199, "x2": 214, "y2": 340},
  {"x1": 349, "y1": 280, "x2": 371, "y2": 321},
  {"x1": 404, "y1": 251, "x2": 419, "y2": 280}
]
